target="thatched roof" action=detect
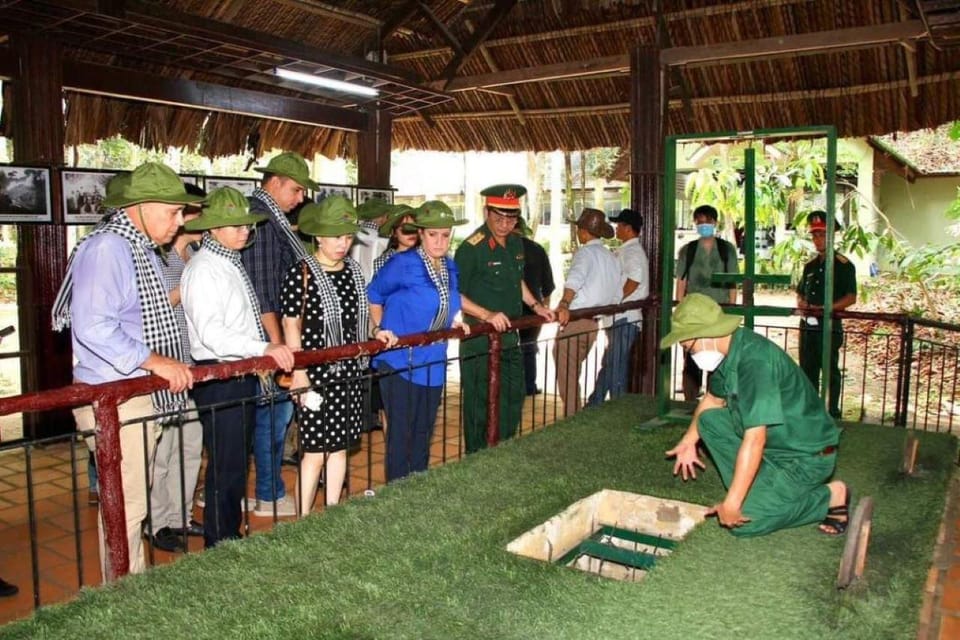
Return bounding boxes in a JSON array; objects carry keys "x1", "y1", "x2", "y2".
[{"x1": 2, "y1": 0, "x2": 959, "y2": 158}]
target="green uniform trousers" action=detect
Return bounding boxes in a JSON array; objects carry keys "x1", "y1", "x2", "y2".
[
  {"x1": 460, "y1": 334, "x2": 523, "y2": 454},
  {"x1": 699, "y1": 407, "x2": 835, "y2": 537},
  {"x1": 799, "y1": 327, "x2": 844, "y2": 418}
]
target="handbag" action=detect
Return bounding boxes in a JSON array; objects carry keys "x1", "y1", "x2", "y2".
[{"x1": 275, "y1": 262, "x2": 309, "y2": 389}]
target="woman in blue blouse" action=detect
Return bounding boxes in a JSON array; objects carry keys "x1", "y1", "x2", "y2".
[{"x1": 368, "y1": 201, "x2": 468, "y2": 482}]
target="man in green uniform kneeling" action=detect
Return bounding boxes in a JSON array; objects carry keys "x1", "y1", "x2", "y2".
[
  {"x1": 662, "y1": 294, "x2": 850, "y2": 537},
  {"x1": 455, "y1": 184, "x2": 554, "y2": 453}
]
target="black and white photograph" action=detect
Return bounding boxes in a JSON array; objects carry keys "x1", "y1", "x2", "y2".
[
  {"x1": 203, "y1": 177, "x2": 258, "y2": 196},
  {"x1": 356, "y1": 188, "x2": 393, "y2": 205},
  {"x1": 0, "y1": 166, "x2": 53, "y2": 223},
  {"x1": 180, "y1": 174, "x2": 202, "y2": 187},
  {"x1": 315, "y1": 184, "x2": 354, "y2": 204},
  {"x1": 61, "y1": 169, "x2": 117, "y2": 224}
]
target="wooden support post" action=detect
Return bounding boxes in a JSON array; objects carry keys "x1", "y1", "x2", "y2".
[
  {"x1": 629, "y1": 46, "x2": 665, "y2": 395},
  {"x1": 357, "y1": 109, "x2": 393, "y2": 188},
  {"x1": 902, "y1": 434, "x2": 919, "y2": 475},
  {"x1": 10, "y1": 35, "x2": 74, "y2": 439}
]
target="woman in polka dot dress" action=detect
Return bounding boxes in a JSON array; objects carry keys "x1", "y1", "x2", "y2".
[{"x1": 281, "y1": 196, "x2": 396, "y2": 514}]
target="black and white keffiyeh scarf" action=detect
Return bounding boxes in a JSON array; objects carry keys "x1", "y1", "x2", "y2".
[
  {"x1": 51, "y1": 212, "x2": 188, "y2": 421},
  {"x1": 304, "y1": 254, "x2": 370, "y2": 371},
  {"x1": 417, "y1": 246, "x2": 450, "y2": 332},
  {"x1": 251, "y1": 187, "x2": 309, "y2": 263},
  {"x1": 199, "y1": 234, "x2": 267, "y2": 342}
]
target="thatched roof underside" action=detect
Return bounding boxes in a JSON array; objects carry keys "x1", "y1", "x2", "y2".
[{"x1": 5, "y1": 0, "x2": 960, "y2": 158}]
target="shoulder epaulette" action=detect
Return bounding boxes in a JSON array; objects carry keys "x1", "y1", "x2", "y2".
[
  {"x1": 836, "y1": 254, "x2": 849, "y2": 264},
  {"x1": 466, "y1": 231, "x2": 485, "y2": 246}
]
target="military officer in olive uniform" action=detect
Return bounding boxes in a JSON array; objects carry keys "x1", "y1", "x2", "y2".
[
  {"x1": 455, "y1": 185, "x2": 555, "y2": 453},
  {"x1": 796, "y1": 210, "x2": 857, "y2": 418}
]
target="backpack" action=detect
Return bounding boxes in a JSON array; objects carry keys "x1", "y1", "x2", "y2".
[{"x1": 681, "y1": 238, "x2": 732, "y2": 282}]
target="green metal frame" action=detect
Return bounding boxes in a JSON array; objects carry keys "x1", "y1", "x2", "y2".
[
  {"x1": 555, "y1": 525, "x2": 678, "y2": 572},
  {"x1": 656, "y1": 126, "x2": 839, "y2": 423}
]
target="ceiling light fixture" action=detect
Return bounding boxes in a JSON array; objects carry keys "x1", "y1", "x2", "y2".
[{"x1": 273, "y1": 68, "x2": 379, "y2": 97}]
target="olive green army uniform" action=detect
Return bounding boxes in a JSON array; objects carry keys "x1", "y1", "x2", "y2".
[
  {"x1": 455, "y1": 224, "x2": 525, "y2": 453},
  {"x1": 701, "y1": 328, "x2": 841, "y2": 537},
  {"x1": 796, "y1": 254, "x2": 857, "y2": 418}
]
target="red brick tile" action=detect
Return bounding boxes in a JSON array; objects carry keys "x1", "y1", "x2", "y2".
[
  {"x1": 942, "y1": 581, "x2": 960, "y2": 612},
  {"x1": 939, "y1": 613, "x2": 960, "y2": 640}
]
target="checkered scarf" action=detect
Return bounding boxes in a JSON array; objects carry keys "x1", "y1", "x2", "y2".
[
  {"x1": 372, "y1": 247, "x2": 396, "y2": 276},
  {"x1": 199, "y1": 234, "x2": 266, "y2": 342},
  {"x1": 303, "y1": 253, "x2": 370, "y2": 371},
  {"x1": 251, "y1": 187, "x2": 309, "y2": 263},
  {"x1": 51, "y1": 212, "x2": 188, "y2": 420},
  {"x1": 417, "y1": 246, "x2": 450, "y2": 332}
]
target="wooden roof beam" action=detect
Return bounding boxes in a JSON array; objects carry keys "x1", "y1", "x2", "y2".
[
  {"x1": 271, "y1": 1, "x2": 382, "y2": 29},
  {"x1": 661, "y1": 20, "x2": 927, "y2": 67},
  {"x1": 397, "y1": 71, "x2": 960, "y2": 121},
  {"x1": 463, "y1": 18, "x2": 525, "y2": 126},
  {"x1": 432, "y1": 54, "x2": 629, "y2": 91},
  {"x1": 439, "y1": 0, "x2": 517, "y2": 88},
  {"x1": 418, "y1": 2, "x2": 465, "y2": 58},
  {"x1": 54, "y1": 0, "x2": 423, "y2": 85},
  {"x1": 378, "y1": 0, "x2": 420, "y2": 42},
  {"x1": 63, "y1": 61, "x2": 369, "y2": 131}
]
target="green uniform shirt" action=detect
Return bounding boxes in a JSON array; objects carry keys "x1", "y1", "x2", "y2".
[
  {"x1": 796, "y1": 253, "x2": 857, "y2": 330},
  {"x1": 676, "y1": 238, "x2": 739, "y2": 304},
  {"x1": 707, "y1": 328, "x2": 840, "y2": 459},
  {"x1": 455, "y1": 224, "x2": 525, "y2": 324}
]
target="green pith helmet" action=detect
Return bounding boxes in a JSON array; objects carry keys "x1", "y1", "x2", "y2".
[
  {"x1": 356, "y1": 197, "x2": 394, "y2": 221},
  {"x1": 101, "y1": 162, "x2": 206, "y2": 209},
  {"x1": 184, "y1": 187, "x2": 268, "y2": 231},
  {"x1": 378, "y1": 204, "x2": 417, "y2": 237},
  {"x1": 254, "y1": 151, "x2": 319, "y2": 191},
  {"x1": 659, "y1": 293, "x2": 742, "y2": 349},
  {"x1": 298, "y1": 195, "x2": 361, "y2": 237},
  {"x1": 404, "y1": 200, "x2": 468, "y2": 230}
]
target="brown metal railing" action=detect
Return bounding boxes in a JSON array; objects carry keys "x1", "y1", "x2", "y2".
[{"x1": 0, "y1": 300, "x2": 648, "y2": 588}]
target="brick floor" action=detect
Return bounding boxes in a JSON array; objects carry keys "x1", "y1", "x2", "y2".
[{"x1": 917, "y1": 475, "x2": 960, "y2": 640}]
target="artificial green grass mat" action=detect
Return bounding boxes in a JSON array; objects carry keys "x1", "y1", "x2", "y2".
[{"x1": 1, "y1": 397, "x2": 955, "y2": 640}]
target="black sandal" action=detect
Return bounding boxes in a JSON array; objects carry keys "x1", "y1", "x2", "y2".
[{"x1": 819, "y1": 484, "x2": 851, "y2": 536}]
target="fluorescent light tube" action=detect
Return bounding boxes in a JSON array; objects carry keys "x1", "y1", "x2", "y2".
[{"x1": 274, "y1": 68, "x2": 379, "y2": 97}]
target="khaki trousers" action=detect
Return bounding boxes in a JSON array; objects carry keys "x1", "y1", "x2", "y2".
[
  {"x1": 75, "y1": 394, "x2": 160, "y2": 581},
  {"x1": 553, "y1": 318, "x2": 598, "y2": 418}
]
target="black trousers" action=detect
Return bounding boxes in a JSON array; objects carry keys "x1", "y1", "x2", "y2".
[
  {"x1": 193, "y1": 374, "x2": 257, "y2": 548},
  {"x1": 379, "y1": 365, "x2": 443, "y2": 482},
  {"x1": 519, "y1": 325, "x2": 542, "y2": 395}
]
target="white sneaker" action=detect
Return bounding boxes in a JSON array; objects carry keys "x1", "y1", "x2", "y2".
[
  {"x1": 194, "y1": 495, "x2": 256, "y2": 512},
  {"x1": 254, "y1": 496, "x2": 296, "y2": 517}
]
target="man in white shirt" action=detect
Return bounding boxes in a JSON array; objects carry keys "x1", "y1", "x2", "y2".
[
  {"x1": 181, "y1": 187, "x2": 294, "y2": 547},
  {"x1": 350, "y1": 198, "x2": 393, "y2": 282},
  {"x1": 552, "y1": 208, "x2": 624, "y2": 417},
  {"x1": 589, "y1": 208, "x2": 650, "y2": 405}
]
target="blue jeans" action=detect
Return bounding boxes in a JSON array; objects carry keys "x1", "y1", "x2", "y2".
[
  {"x1": 588, "y1": 318, "x2": 639, "y2": 406},
  {"x1": 254, "y1": 396, "x2": 293, "y2": 502}
]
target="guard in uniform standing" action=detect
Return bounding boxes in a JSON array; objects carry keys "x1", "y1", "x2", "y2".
[
  {"x1": 455, "y1": 185, "x2": 554, "y2": 453},
  {"x1": 796, "y1": 210, "x2": 857, "y2": 418}
]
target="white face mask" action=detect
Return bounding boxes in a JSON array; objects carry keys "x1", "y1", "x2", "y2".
[{"x1": 691, "y1": 338, "x2": 725, "y2": 372}]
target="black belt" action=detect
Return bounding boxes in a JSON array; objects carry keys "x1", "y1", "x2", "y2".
[{"x1": 819, "y1": 445, "x2": 838, "y2": 456}]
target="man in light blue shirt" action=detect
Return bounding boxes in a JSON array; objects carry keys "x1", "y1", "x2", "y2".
[
  {"x1": 553, "y1": 208, "x2": 623, "y2": 417},
  {"x1": 54, "y1": 162, "x2": 201, "y2": 580}
]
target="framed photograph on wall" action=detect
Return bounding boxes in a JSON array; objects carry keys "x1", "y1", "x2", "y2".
[
  {"x1": 180, "y1": 174, "x2": 202, "y2": 187},
  {"x1": 356, "y1": 188, "x2": 394, "y2": 205},
  {"x1": 203, "y1": 177, "x2": 258, "y2": 197},
  {"x1": 61, "y1": 169, "x2": 118, "y2": 224},
  {"x1": 0, "y1": 165, "x2": 53, "y2": 223},
  {"x1": 315, "y1": 184, "x2": 354, "y2": 203}
]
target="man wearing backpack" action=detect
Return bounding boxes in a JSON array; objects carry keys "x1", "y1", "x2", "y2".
[{"x1": 675, "y1": 204, "x2": 739, "y2": 402}]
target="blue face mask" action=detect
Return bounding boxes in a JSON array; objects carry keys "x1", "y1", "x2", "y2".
[{"x1": 696, "y1": 223, "x2": 715, "y2": 238}]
